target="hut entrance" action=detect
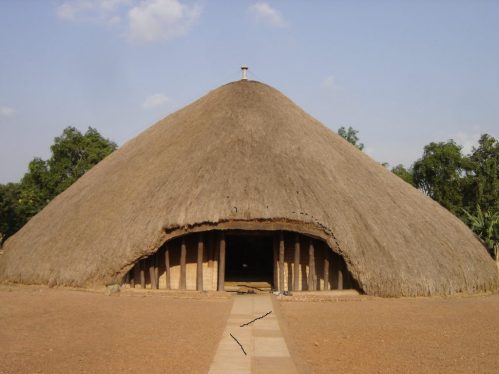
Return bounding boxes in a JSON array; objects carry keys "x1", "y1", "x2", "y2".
[
  {"x1": 225, "y1": 233, "x2": 274, "y2": 290},
  {"x1": 124, "y1": 229, "x2": 360, "y2": 293}
]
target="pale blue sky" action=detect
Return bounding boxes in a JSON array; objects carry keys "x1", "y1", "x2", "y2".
[{"x1": 1, "y1": 0, "x2": 498, "y2": 183}]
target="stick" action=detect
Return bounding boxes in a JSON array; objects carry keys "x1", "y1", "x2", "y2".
[
  {"x1": 239, "y1": 311, "x2": 272, "y2": 327},
  {"x1": 230, "y1": 333, "x2": 247, "y2": 356}
]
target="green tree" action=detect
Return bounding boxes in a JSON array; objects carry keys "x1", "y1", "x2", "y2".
[
  {"x1": 17, "y1": 158, "x2": 51, "y2": 218},
  {"x1": 466, "y1": 134, "x2": 499, "y2": 214},
  {"x1": 412, "y1": 140, "x2": 473, "y2": 216},
  {"x1": 46, "y1": 127, "x2": 117, "y2": 196},
  {"x1": 0, "y1": 183, "x2": 23, "y2": 246},
  {"x1": 338, "y1": 126, "x2": 364, "y2": 151},
  {"x1": 462, "y1": 205, "x2": 499, "y2": 261},
  {"x1": 391, "y1": 164, "x2": 415, "y2": 186},
  {"x1": 0, "y1": 127, "x2": 117, "y2": 245}
]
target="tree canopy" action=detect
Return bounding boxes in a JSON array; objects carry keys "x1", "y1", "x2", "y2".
[
  {"x1": 412, "y1": 140, "x2": 473, "y2": 216},
  {"x1": 0, "y1": 127, "x2": 116, "y2": 246},
  {"x1": 338, "y1": 126, "x2": 364, "y2": 151},
  {"x1": 389, "y1": 134, "x2": 498, "y2": 255},
  {"x1": 391, "y1": 164, "x2": 415, "y2": 186}
]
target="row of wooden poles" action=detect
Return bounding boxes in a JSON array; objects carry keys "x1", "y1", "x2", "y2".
[
  {"x1": 274, "y1": 232, "x2": 332, "y2": 292},
  {"x1": 125, "y1": 230, "x2": 351, "y2": 291},
  {"x1": 125, "y1": 231, "x2": 223, "y2": 291}
]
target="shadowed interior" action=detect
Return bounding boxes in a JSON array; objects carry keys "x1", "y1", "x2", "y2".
[{"x1": 225, "y1": 233, "x2": 274, "y2": 284}]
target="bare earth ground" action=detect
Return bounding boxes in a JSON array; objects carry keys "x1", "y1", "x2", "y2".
[
  {"x1": 2, "y1": 287, "x2": 499, "y2": 374},
  {"x1": 278, "y1": 293, "x2": 499, "y2": 373},
  {"x1": 0, "y1": 286, "x2": 232, "y2": 374}
]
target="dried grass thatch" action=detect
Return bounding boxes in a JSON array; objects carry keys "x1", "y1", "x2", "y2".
[{"x1": 0, "y1": 80, "x2": 497, "y2": 296}]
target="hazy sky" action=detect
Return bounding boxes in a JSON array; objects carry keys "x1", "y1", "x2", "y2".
[{"x1": 1, "y1": 0, "x2": 498, "y2": 183}]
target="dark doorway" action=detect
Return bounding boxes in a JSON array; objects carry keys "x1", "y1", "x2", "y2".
[{"x1": 225, "y1": 232, "x2": 274, "y2": 285}]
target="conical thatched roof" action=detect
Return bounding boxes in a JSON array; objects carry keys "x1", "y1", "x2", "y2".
[{"x1": 0, "y1": 80, "x2": 496, "y2": 296}]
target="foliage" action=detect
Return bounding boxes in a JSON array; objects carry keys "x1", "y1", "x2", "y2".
[
  {"x1": 0, "y1": 127, "x2": 116, "y2": 245},
  {"x1": 391, "y1": 164, "x2": 415, "y2": 186},
  {"x1": 412, "y1": 140, "x2": 474, "y2": 216},
  {"x1": 462, "y1": 205, "x2": 499, "y2": 259},
  {"x1": 338, "y1": 126, "x2": 364, "y2": 151},
  {"x1": 406, "y1": 134, "x2": 498, "y2": 259},
  {"x1": 0, "y1": 183, "x2": 23, "y2": 246},
  {"x1": 466, "y1": 134, "x2": 499, "y2": 214}
]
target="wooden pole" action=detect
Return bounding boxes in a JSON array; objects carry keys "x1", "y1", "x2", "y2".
[
  {"x1": 293, "y1": 234, "x2": 300, "y2": 291},
  {"x1": 208, "y1": 231, "x2": 215, "y2": 268},
  {"x1": 308, "y1": 239, "x2": 315, "y2": 291},
  {"x1": 218, "y1": 232, "x2": 226, "y2": 291},
  {"x1": 129, "y1": 267, "x2": 135, "y2": 288},
  {"x1": 180, "y1": 238, "x2": 187, "y2": 290},
  {"x1": 154, "y1": 253, "x2": 159, "y2": 289},
  {"x1": 323, "y1": 246, "x2": 330, "y2": 291},
  {"x1": 164, "y1": 243, "x2": 171, "y2": 290},
  {"x1": 279, "y1": 232, "x2": 285, "y2": 292},
  {"x1": 140, "y1": 260, "x2": 146, "y2": 289},
  {"x1": 337, "y1": 258, "x2": 344, "y2": 290},
  {"x1": 197, "y1": 233, "x2": 204, "y2": 291},
  {"x1": 149, "y1": 256, "x2": 157, "y2": 289},
  {"x1": 273, "y1": 234, "x2": 278, "y2": 290}
]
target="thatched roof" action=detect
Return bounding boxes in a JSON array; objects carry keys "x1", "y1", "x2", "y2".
[{"x1": 0, "y1": 80, "x2": 496, "y2": 296}]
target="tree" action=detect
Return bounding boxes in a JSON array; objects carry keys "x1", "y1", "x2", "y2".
[
  {"x1": 0, "y1": 183, "x2": 23, "y2": 246},
  {"x1": 338, "y1": 126, "x2": 364, "y2": 151},
  {"x1": 462, "y1": 205, "x2": 499, "y2": 261},
  {"x1": 466, "y1": 134, "x2": 499, "y2": 214},
  {"x1": 412, "y1": 140, "x2": 473, "y2": 216},
  {"x1": 0, "y1": 127, "x2": 117, "y2": 245},
  {"x1": 391, "y1": 164, "x2": 415, "y2": 186}
]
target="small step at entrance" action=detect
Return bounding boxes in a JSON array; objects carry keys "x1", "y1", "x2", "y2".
[{"x1": 224, "y1": 281, "x2": 273, "y2": 293}]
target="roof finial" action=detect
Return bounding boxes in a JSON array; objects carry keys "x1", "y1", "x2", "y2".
[{"x1": 241, "y1": 65, "x2": 248, "y2": 80}]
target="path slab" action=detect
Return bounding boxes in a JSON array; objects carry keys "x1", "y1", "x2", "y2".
[{"x1": 209, "y1": 294, "x2": 297, "y2": 374}]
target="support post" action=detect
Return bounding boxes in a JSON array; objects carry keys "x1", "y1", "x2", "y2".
[
  {"x1": 140, "y1": 260, "x2": 146, "y2": 289},
  {"x1": 308, "y1": 239, "x2": 315, "y2": 291},
  {"x1": 180, "y1": 238, "x2": 187, "y2": 290},
  {"x1": 208, "y1": 231, "x2": 215, "y2": 268},
  {"x1": 149, "y1": 256, "x2": 158, "y2": 289},
  {"x1": 337, "y1": 259, "x2": 344, "y2": 290},
  {"x1": 154, "y1": 253, "x2": 159, "y2": 288},
  {"x1": 130, "y1": 266, "x2": 135, "y2": 288},
  {"x1": 164, "y1": 243, "x2": 171, "y2": 290},
  {"x1": 218, "y1": 232, "x2": 226, "y2": 291},
  {"x1": 323, "y1": 246, "x2": 330, "y2": 291},
  {"x1": 293, "y1": 234, "x2": 300, "y2": 291},
  {"x1": 273, "y1": 235, "x2": 278, "y2": 290},
  {"x1": 197, "y1": 233, "x2": 204, "y2": 291},
  {"x1": 279, "y1": 232, "x2": 285, "y2": 292}
]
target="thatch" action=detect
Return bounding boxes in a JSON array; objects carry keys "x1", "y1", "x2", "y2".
[{"x1": 0, "y1": 80, "x2": 496, "y2": 296}]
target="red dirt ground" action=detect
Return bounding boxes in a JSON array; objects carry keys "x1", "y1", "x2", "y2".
[
  {"x1": 0, "y1": 286, "x2": 232, "y2": 374},
  {"x1": 1, "y1": 287, "x2": 499, "y2": 373},
  {"x1": 278, "y1": 293, "x2": 499, "y2": 373}
]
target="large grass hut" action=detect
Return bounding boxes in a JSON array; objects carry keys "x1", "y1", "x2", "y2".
[{"x1": 0, "y1": 78, "x2": 497, "y2": 296}]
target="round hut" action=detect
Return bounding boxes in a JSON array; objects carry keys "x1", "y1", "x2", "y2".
[{"x1": 0, "y1": 79, "x2": 497, "y2": 296}]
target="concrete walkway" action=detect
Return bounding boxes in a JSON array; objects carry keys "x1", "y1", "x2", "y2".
[{"x1": 209, "y1": 294, "x2": 297, "y2": 374}]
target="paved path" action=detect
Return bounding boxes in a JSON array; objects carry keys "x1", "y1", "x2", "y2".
[{"x1": 209, "y1": 294, "x2": 297, "y2": 374}]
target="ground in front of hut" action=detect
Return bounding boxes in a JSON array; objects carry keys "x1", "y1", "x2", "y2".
[
  {"x1": 1, "y1": 286, "x2": 499, "y2": 373},
  {"x1": 0, "y1": 286, "x2": 232, "y2": 374},
  {"x1": 278, "y1": 293, "x2": 499, "y2": 373}
]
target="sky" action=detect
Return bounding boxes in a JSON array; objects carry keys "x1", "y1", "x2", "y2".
[{"x1": 1, "y1": 0, "x2": 498, "y2": 183}]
